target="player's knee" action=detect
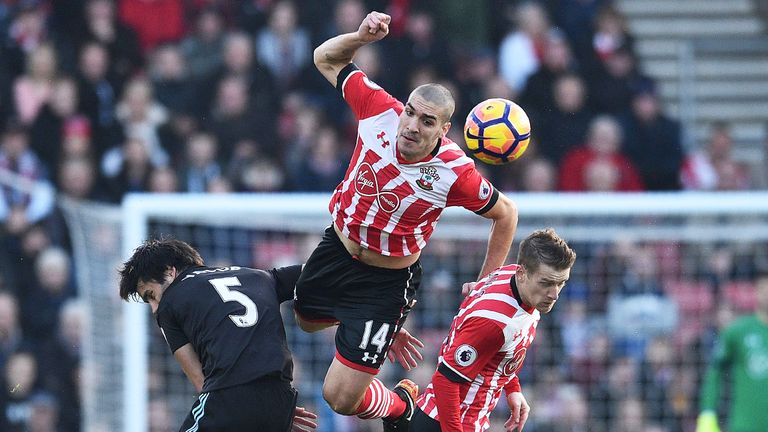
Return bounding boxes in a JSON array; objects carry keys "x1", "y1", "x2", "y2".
[{"x1": 322, "y1": 382, "x2": 360, "y2": 415}]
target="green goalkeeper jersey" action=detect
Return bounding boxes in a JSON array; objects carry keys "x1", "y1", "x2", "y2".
[{"x1": 700, "y1": 315, "x2": 768, "y2": 432}]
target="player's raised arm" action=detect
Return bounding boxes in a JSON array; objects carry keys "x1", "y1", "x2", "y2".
[
  {"x1": 477, "y1": 192, "x2": 518, "y2": 278},
  {"x1": 313, "y1": 11, "x2": 391, "y2": 85}
]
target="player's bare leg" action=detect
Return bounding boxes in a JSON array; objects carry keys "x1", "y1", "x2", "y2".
[
  {"x1": 322, "y1": 357, "x2": 416, "y2": 428},
  {"x1": 322, "y1": 358, "x2": 376, "y2": 414}
]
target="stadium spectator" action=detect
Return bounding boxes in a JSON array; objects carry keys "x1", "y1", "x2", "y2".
[
  {"x1": 289, "y1": 126, "x2": 347, "y2": 192},
  {"x1": 537, "y1": 73, "x2": 593, "y2": 164},
  {"x1": 587, "y1": 43, "x2": 646, "y2": 116},
  {"x1": 75, "y1": 41, "x2": 123, "y2": 149},
  {"x1": 3, "y1": 0, "x2": 49, "y2": 78},
  {"x1": 520, "y1": 157, "x2": 558, "y2": 192},
  {"x1": 520, "y1": 28, "x2": 578, "y2": 116},
  {"x1": 620, "y1": 78, "x2": 683, "y2": 190},
  {"x1": 79, "y1": 0, "x2": 142, "y2": 84},
  {"x1": 202, "y1": 31, "x2": 277, "y2": 118},
  {"x1": 101, "y1": 137, "x2": 154, "y2": 200},
  {"x1": 206, "y1": 74, "x2": 274, "y2": 163},
  {"x1": 0, "y1": 292, "x2": 22, "y2": 370},
  {"x1": 558, "y1": 115, "x2": 644, "y2": 191},
  {"x1": 178, "y1": 132, "x2": 221, "y2": 193},
  {"x1": 0, "y1": 120, "x2": 55, "y2": 235},
  {"x1": 148, "y1": 43, "x2": 196, "y2": 116},
  {"x1": 498, "y1": 2, "x2": 552, "y2": 93},
  {"x1": 681, "y1": 122, "x2": 752, "y2": 191},
  {"x1": 385, "y1": 7, "x2": 451, "y2": 100},
  {"x1": 26, "y1": 391, "x2": 60, "y2": 432},
  {"x1": 13, "y1": 42, "x2": 58, "y2": 125},
  {"x1": 21, "y1": 246, "x2": 76, "y2": 342},
  {"x1": 35, "y1": 300, "x2": 83, "y2": 432},
  {"x1": 591, "y1": 4, "x2": 636, "y2": 70},
  {"x1": 147, "y1": 165, "x2": 178, "y2": 193},
  {"x1": 114, "y1": 77, "x2": 170, "y2": 168},
  {"x1": 118, "y1": 0, "x2": 184, "y2": 54},
  {"x1": 546, "y1": 0, "x2": 607, "y2": 65},
  {"x1": 28, "y1": 77, "x2": 80, "y2": 172},
  {"x1": 57, "y1": 157, "x2": 99, "y2": 200},
  {"x1": 0, "y1": 350, "x2": 41, "y2": 431},
  {"x1": 180, "y1": 7, "x2": 225, "y2": 82},
  {"x1": 256, "y1": 1, "x2": 311, "y2": 91}
]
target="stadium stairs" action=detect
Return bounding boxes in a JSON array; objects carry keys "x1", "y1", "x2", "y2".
[{"x1": 616, "y1": 0, "x2": 768, "y2": 186}]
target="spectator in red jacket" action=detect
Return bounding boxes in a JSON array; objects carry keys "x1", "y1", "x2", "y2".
[{"x1": 558, "y1": 115, "x2": 644, "y2": 191}]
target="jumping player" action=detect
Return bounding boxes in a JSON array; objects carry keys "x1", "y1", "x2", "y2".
[
  {"x1": 294, "y1": 10, "x2": 519, "y2": 431},
  {"x1": 118, "y1": 238, "x2": 317, "y2": 431}
]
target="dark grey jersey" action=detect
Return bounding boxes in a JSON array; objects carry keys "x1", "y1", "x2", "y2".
[{"x1": 155, "y1": 265, "x2": 300, "y2": 392}]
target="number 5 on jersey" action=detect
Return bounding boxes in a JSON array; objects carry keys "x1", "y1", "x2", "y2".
[
  {"x1": 209, "y1": 277, "x2": 258, "y2": 327},
  {"x1": 359, "y1": 320, "x2": 390, "y2": 353}
]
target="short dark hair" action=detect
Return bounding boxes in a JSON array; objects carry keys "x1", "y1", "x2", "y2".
[
  {"x1": 517, "y1": 228, "x2": 576, "y2": 274},
  {"x1": 411, "y1": 83, "x2": 455, "y2": 122},
  {"x1": 119, "y1": 238, "x2": 204, "y2": 301}
]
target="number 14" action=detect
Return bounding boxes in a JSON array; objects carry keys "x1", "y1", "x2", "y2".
[{"x1": 359, "y1": 320, "x2": 390, "y2": 353}]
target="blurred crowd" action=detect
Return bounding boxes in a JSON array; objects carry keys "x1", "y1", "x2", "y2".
[{"x1": 0, "y1": 0, "x2": 763, "y2": 431}]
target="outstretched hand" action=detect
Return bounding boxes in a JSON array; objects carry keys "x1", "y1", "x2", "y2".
[
  {"x1": 358, "y1": 11, "x2": 390, "y2": 43},
  {"x1": 291, "y1": 406, "x2": 318, "y2": 431},
  {"x1": 387, "y1": 327, "x2": 424, "y2": 370},
  {"x1": 504, "y1": 392, "x2": 530, "y2": 432}
]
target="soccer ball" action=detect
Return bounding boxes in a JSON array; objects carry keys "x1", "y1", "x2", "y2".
[{"x1": 463, "y1": 98, "x2": 531, "y2": 165}]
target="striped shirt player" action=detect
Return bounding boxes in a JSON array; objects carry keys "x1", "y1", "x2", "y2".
[
  {"x1": 294, "y1": 10, "x2": 519, "y2": 432},
  {"x1": 411, "y1": 229, "x2": 576, "y2": 431},
  {"x1": 329, "y1": 65, "x2": 499, "y2": 257},
  {"x1": 417, "y1": 265, "x2": 536, "y2": 431}
]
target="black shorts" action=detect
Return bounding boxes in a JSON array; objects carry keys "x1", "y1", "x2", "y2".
[
  {"x1": 179, "y1": 376, "x2": 297, "y2": 432},
  {"x1": 410, "y1": 407, "x2": 442, "y2": 431},
  {"x1": 294, "y1": 226, "x2": 422, "y2": 374}
]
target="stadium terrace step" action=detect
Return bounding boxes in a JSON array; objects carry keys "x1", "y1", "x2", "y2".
[
  {"x1": 618, "y1": 0, "x2": 753, "y2": 17},
  {"x1": 629, "y1": 17, "x2": 764, "y2": 38}
]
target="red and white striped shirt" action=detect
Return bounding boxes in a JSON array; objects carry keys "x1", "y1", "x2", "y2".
[
  {"x1": 416, "y1": 264, "x2": 540, "y2": 431},
  {"x1": 329, "y1": 67, "x2": 497, "y2": 256}
]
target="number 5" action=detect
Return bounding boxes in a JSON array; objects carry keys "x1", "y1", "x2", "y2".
[{"x1": 209, "y1": 277, "x2": 258, "y2": 327}]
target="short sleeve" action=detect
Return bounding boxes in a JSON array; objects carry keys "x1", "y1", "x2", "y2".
[
  {"x1": 337, "y1": 63, "x2": 402, "y2": 120},
  {"x1": 156, "y1": 306, "x2": 189, "y2": 354},
  {"x1": 438, "y1": 318, "x2": 506, "y2": 383},
  {"x1": 270, "y1": 264, "x2": 303, "y2": 303},
  {"x1": 446, "y1": 168, "x2": 499, "y2": 214}
]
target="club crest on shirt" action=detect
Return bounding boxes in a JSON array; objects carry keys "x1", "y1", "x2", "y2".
[
  {"x1": 416, "y1": 166, "x2": 440, "y2": 191},
  {"x1": 478, "y1": 179, "x2": 491, "y2": 200},
  {"x1": 503, "y1": 347, "x2": 527, "y2": 376},
  {"x1": 455, "y1": 344, "x2": 478, "y2": 367}
]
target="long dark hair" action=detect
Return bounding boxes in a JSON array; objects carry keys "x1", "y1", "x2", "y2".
[{"x1": 118, "y1": 238, "x2": 204, "y2": 301}]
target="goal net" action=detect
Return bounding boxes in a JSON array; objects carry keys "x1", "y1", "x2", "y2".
[{"x1": 62, "y1": 192, "x2": 768, "y2": 432}]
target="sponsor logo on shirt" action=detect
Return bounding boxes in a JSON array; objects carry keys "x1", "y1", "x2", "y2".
[
  {"x1": 455, "y1": 344, "x2": 478, "y2": 367},
  {"x1": 354, "y1": 162, "x2": 401, "y2": 213}
]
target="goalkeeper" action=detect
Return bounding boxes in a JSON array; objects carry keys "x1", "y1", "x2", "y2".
[{"x1": 697, "y1": 272, "x2": 768, "y2": 432}]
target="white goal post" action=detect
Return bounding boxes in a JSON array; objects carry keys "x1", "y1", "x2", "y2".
[{"x1": 62, "y1": 191, "x2": 768, "y2": 431}]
